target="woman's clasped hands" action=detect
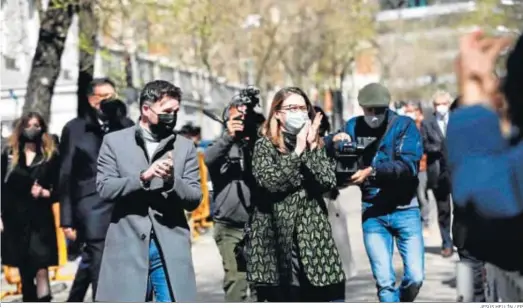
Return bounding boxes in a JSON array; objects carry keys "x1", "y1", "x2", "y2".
[
  {"x1": 294, "y1": 113, "x2": 323, "y2": 156},
  {"x1": 31, "y1": 181, "x2": 50, "y2": 199}
]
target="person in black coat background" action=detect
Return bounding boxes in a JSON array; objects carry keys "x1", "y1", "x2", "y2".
[
  {"x1": 58, "y1": 78, "x2": 134, "y2": 302},
  {"x1": 421, "y1": 90, "x2": 454, "y2": 258},
  {"x1": 1, "y1": 112, "x2": 60, "y2": 302}
]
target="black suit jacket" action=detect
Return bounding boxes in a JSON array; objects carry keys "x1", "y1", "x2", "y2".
[
  {"x1": 421, "y1": 114, "x2": 450, "y2": 194},
  {"x1": 58, "y1": 112, "x2": 133, "y2": 240}
]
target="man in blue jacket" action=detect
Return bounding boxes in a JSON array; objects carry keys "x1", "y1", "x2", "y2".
[{"x1": 326, "y1": 83, "x2": 424, "y2": 302}]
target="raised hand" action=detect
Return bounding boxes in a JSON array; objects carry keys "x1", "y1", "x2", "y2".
[
  {"x1": 307, "y1": 113, "x2": 323, "y2": 149},
  {"x1": 456, "y1": 30, "x2": 512, "y2": 106},
  {"x1": 295, "y1": 120, "x2": 310, "y2": 156},
  {"x1": 226, "y1": 118, "x2": 244, "y2": 138}
]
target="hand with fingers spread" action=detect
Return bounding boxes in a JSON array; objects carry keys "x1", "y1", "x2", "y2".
[
  {"x1": 141, "y1": 152, "x2": 174, "y2": 182},
  {"x1": 456, "y1": 30, "x2": 513, "y2": 106},
  {"x1": 307, "y1": 113, "x2": 323, "y2": 150}
]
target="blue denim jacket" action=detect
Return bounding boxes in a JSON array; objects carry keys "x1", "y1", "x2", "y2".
[{"x1": 326, "y1": 109, "x2": 423, "y2": 209}]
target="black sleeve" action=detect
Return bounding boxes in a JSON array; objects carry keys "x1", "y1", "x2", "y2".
[
  {"x1": 421, "y1": 120, "x2": 441, "y2": 154},
  {"x1": 58, "y1": 124, "x2": 75, "y2": 228}
]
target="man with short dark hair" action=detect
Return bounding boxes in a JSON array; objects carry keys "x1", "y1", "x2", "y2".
[
  {"x1": 58, "y1": 77, "x2": 133, "y2": 302},
  {"x1": 95, "y1": 80, "x2": 202, "y2": 302}
]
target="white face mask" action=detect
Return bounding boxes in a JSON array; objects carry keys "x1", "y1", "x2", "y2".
[
  {"x1": 405, "y1": 112, "x2": 417, "y2": 120},
  {"x1": 436, "y1": 105, "x2": 449, "y2": 116},
  {"x1": 364, "y1": 114, "x2": 386, "y2": 129},
  {"x1": 282, "y1": 112, "x2": 308, "y2": 135}
]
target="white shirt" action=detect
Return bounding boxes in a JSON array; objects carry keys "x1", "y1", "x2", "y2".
[{"x1": 436, "y1": 112, "x2": 449, "y2": 137}]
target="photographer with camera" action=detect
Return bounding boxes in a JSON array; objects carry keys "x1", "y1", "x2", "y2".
[
  {"x1": 204, "y1": 87, "x2": 265, "y2": 302},
  {"x1": 325, "y1": 83, "x2": 424, "y2": 302}
]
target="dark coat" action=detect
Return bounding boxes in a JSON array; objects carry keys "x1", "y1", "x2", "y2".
[
  {"x1": 421, "y1": 114, "x2": 450, "y2": 194},
  {"x1": 1, "y1": 147, "x2": 59, "y2": 268},
  {"x1": 95, "y1": 125, "x2": 202, "y2": 302},
  {"x1": 247, "y1": 137, "x2": 345, "y2": 288},
  {"x1": 58, "y1": 112, "x2": 133, "y2": 240}
]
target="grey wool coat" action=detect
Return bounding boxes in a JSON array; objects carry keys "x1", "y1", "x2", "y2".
[{"x1": 95, "y1": 124, "x2": 202, "y2": 302}]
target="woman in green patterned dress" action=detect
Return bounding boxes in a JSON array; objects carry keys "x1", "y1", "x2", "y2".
[{"x1": 247, "y1": 87, "x2": 346, "y2": 302}]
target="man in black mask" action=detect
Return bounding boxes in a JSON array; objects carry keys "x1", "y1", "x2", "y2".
[
  {"x1": 58, "y1": 78, "x2": 133, "y2": 301},
  {"x1": 204, "y1": 91, "x2": 265, "y2": 302},
  {"x1": 95, "y1": 80, "x2": 202, "y2": 302}
]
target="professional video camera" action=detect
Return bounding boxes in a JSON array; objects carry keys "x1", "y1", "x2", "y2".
[
  {"x1": 231, "y1": 86, "x2": 260, "y2": 110},
  {"x1": 335, "y1": 141, "x2": 365, "y2": 175},
  {"x1": 202, "y1": 86, "x2": 263, "y2": 141},
  {"x1": 222, "y1": 86, "x2": 261, "y2": 140},
  {"x1": 334, "y1": 138, "x2": 375, "y2": 186}
]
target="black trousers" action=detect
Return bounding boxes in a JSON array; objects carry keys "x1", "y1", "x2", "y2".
[
  {"x1": 67, "y1": 239, "x2": 105, "y2": 302},
  {"x1": 433, "y1": 186, "x2": 452, "y2": 249},
  {"x1": 458, "y1": 249, "x2": 486, "y2": 302}
]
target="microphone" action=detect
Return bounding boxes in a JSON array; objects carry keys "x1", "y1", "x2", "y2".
[{"x1": 202, "y1": 109, "x2": 224, "y2": 125}]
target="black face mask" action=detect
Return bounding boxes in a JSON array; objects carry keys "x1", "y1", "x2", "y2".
[
  {"x1": 22, "y1": 128, "x2": 43, "y2": 142},
  {"x1": 282, "y1": 131, "x2": 297, "y2": 151},
  {"x1": 150, "y1": 112, "x2": 177, "y2": 139},
  {"x1": 100, "y1": 100, "x2": 117, "y2": 120}
]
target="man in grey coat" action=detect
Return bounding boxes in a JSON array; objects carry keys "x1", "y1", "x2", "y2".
[{"x1": 95, "y1": 80, "x2": 202, "y2": 302}]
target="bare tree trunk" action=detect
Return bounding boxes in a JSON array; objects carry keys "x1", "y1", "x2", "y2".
[
  {"x1": 23, "y1": 2, "x2": 74, "y2": 123},
  {"x1": 77, "y1": 0, "x2": 98, "y2": 117}
]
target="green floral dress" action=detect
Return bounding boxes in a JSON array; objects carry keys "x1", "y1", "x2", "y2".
[{"x1": 246, "y1": 136, "x2": 345, "y2": 288}]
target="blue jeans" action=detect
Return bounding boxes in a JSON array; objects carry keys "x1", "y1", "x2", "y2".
[
  {"x1": 362, "y1": 206, "x2": 425, "y2": 302},
  {"x1": 146, "y1": 235, "x2": 174, "y2": 302}
]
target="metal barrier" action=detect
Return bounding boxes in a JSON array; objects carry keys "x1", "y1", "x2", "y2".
[
  {"x1": 457, "y1": 260, "x2": 523, "y2": 302},
  {"x1": 190, "y1": 152, "x2": 213, "y2": 240},
  {"x1": 485, "y1": 263, "x2": 523, "y2": 302},
  {"x1": 49, "y1": 203, "x2": 75, "y2": 281}
]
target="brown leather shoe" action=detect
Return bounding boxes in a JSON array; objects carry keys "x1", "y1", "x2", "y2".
[{"x1": 441, "y1": 247, "x2": 454, "y2": 258}]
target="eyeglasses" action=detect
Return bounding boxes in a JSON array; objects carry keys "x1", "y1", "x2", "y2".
[
  {"x1": 280, "y1": 105, "x2": 308, "y2": 112},
  {"x1": 93, "y1": 93, "x2": 116, "y2": 99}
]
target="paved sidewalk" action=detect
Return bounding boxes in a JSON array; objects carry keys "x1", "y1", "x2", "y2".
[{"x1": 2, "y1": 186, "x2": 458, "y2": 302}]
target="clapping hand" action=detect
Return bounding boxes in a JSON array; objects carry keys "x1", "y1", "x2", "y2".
[
  {"x1": 142, "y1": 152, "x2": 174, "y2": 181},
  {"x1": 307, "y1": 113, "x2": 323, "y2": 150},
  {"x1": 456, "y1": 30, "x2": 512, "y2": 106},
  {"x1": 295, "y1": 121, "x2": 310, "y2": 156}
]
